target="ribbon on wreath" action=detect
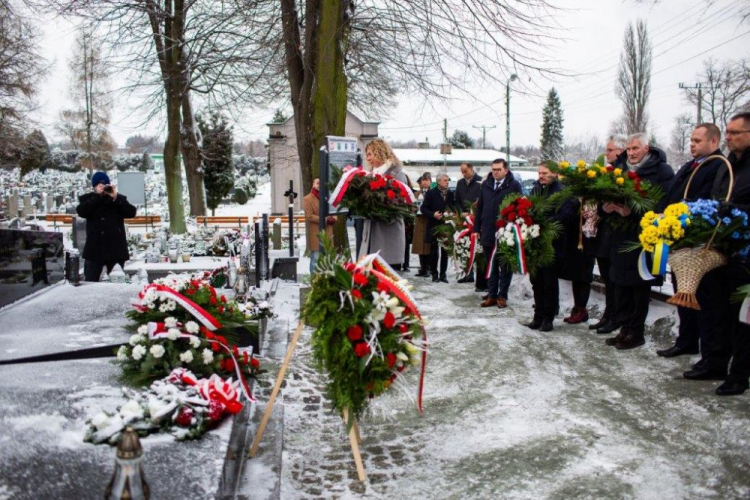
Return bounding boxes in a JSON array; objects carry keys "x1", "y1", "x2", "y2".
[
  {"x1": 740, "y1": 296, "x2": 750, "y2": 325},
  {"x1": 651, "y1": 241, "x2": 669, "y2": 276},
  {"x1": 147, "y1": 322, "x2": 256, "y2": 403},
  {"x1": 456, "y1": 215, "x2": 478, "y2": 274},
  {"x1": 511, "y1": 223, "x2": 528, "y2": 275},
  {"x1": 355, "y1": 253, "x2": 427, "y2": 413},
  {"x1": 131, "y1": 283, "x2": 222, "y2": 332},
  {"x1": 168, "y1": 368, "x2": 244, "y2": 414},
  {"x1": 331, "y1": 167, "x2": 417, "y2": 208}
]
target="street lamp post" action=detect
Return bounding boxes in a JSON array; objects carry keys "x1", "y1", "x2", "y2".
[{"x1": 506, "y1": 73, "x2": 517, "y2": 165}]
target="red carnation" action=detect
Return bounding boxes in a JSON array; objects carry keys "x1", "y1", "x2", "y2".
[
  {"x1": 220, "y1": 295, "x2": 227, "y2": 303},
  {"x1": 496, "y1": 220, "x2": 507, "y2": 229},
  {"x1": 354, "y1": 342, "x2": 371, "y2": 357},
  {"x1": 344, "y1": 262, "x2": 356, "y2": 272},
  {"x1": 210, "y1": 295, "x2": 217, "y2": 305},
  {"x1": 523, "y1": 216, "x2": 533, "y2": 227},
  {"x1": 186, "y1": 288, "x2": 196, "y2": 295},
  {"x1": 216, "y1": 335, "x2": 227, "y2": 345},
  {"x1": 507, "y1": 211, "x2": 517, "y2": 221},
  {"x1": 627, "y1": 171, "x2": 638, "y2": 180},
  {"x1": 207, "y1": 400, "x2": 225, "y2": 421},
  {"x1": 369, "y1": 181, "x2": 379, "y2": 190},
  {"x1": 351, "y1": 289, "x2": 362, "y2": 300},
  {"x1": 398, "y1": 323, "x2": 409, "y2": 333},
  {"x1": 606, "y1": 165, "x2": 614, "y2": 172},
  {"x1": 222, "y1": 357, "x2": 235, "y2": 372},
  {"x1": 518, "y1": 209, "x2": 527, "y2": 217},
  {"x1": 357, "y1": 170, "x2": 366, "y2": 177},
  {"x1": 347, "y1": 325, "x2": 363, "y2": 341},
  {"x1": 377, "y1": 281, "x2": 390, "y2": 293},
  {"x1": 242, "y1": 351, "x2": 249, "y2": 364},
  {"x1": 386, "y1": 190, "x2": 396, "y2": 199},
  {"x1": 218, "y1": 305, "x2": 225, "y2": 313},
  {"x1": 353, "y1": 272, "x2": 368, "y2": 286},
  {"x1": 385, "y1": 174, "x2": 394, "y2": 180},
  {"x1": 386, "y1": 352, "x2": 397, "y2": 368},
  {"x1": 383, "y1": 311, "x2": 396, "y2": 329},
  {"x1": 250, "y1": 356, "x2": 260, "y2": 369},
  {"x1": 211, "y1": 342, "x2": 220, "y2": 352},
  {"x1": 175, "y1": 407, "x2": 194, "y2": 426}
]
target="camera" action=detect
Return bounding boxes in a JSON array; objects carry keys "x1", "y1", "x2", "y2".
[{"x1": 103, "y1": 185, "x2": 114, "y2": 193}]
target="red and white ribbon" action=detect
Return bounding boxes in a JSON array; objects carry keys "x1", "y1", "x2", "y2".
[
  {"x1": 511, "y1": 223, "x2": 528, "y2": 275},
  {"x1": 131, "y1": 283, "x2": 222, "y2": 331},
  {"x1": 167, "y1": 368, "x2": 243, "y2": 414},
  {"x1": 456, "y1": 215, "x2": 478, "y2": 274},
  {"x1": 331, "y1": 166, "x2": 363, "y2": 208},
  {"x1": 485, "y1": 242, "x2": 498, "y2": 280}
]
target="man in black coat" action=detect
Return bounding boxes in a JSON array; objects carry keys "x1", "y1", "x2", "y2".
[
  {"x1": 455, "y1": 162, "x2": 483, "y2": 285},
  {"x1": 474, "y1": 158, "x2": 523, "y2": 308},
  {"x1": 655, "y1": 123, "x2": 723, "y2": 360},
  {"x1": 603, "y1": 134, "x2": 674, "y2": 350},
  {"x1": 420, "y1": 173, "x2": 455, "y2": 283},
  {"x1": 684, "y1": 112, "x2": 750, "y2": 396},
  {"x1": 76, "y1": 171, "x2": 137, "y2": 281},
  {"x1": 526, "y1": 164, "x2": 576, "y2": 331}
]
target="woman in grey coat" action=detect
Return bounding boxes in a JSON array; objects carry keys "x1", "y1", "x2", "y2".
[{"x1": 361, "y1": 139, "x2": 408, "y2": 268}]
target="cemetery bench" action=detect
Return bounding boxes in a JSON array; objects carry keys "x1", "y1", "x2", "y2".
[
  {"x1": 125, "y1": 215, "x2": 162, "y2": 229},
  {"x1": 196, "y1": 216, "x2": 249, "y2": 229},
  {"x1": 45, "y1": 214, "x2": 74, "y2": 230}
]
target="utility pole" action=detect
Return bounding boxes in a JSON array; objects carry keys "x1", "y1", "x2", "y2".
[
  {"x1": 506, "y1": 74, "x2": 517, "y2": 164},
  {"x1": 679, "y1": 82, "x2": 703, "y2": 124},
  {"x1": 473, "y1": 125, "x2": 496, "y2": 149},
  {"x1": 443, "y1": 118, "x2": 447, "y2": 171}
]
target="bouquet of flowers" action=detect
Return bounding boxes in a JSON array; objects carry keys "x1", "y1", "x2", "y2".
[
  {"x1": 494, "y1": 194, "x2": 562, "y2": 276},
  {"x1": 433, "y1": 211, "x2": 483, "y2": 277},
  {"x1": 84, "y1": 368, "x2": 245, "y2": 445},
  {"x1": 330, "y1": 166, "x2": 416, "y2": 222},
  {"x1": 551, "y1": 159, "x2": 663, "y2": 215},
  {"x1": 302, "y1": 240, "x2": 427, "y2": 421},
  {"x1": 432, "y1": 210, "x2": 460, "y2": 256}
]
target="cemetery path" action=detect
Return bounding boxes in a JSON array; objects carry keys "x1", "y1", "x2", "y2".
[{"x1": 274, "y1": 272, "x2": 750, "y2": 499}]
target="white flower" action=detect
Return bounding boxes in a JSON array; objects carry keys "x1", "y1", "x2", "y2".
[
  {"x1": 371, "y1": 291, "x2": 390, "y2": 311},
  {"x1": 167, "y1": 328, "x2": 181, "y2": 341},
  {"x1": 506, "y1": 238, "x2": 515, "y2": 247},
  {"x1": 129, "y1": 334, "x2": 144, "y2": 346},
  {"x1": 91, "y1": 412, "x2": 110, "y2": 430},
  {"x1": 190, "y1": 336, "x2": 201, "y2": 349},
  {"x1": 147, "y1": 397, "x2": 169, "y2": 419},
  {"x1": 150, "y1": 345, "x2": 166, "y2": 358},
  {"x1": 137, "y1": 325, "x2": 148, "y2": 335},
  {"x1": 166, "y1": 299, "x2": 177, "y2": 311},
  {"x1": 180, "y1": 351, "x2": 194, "y2": 364},
  {"x1": 185, "y1": 321, "x2": 199, "y2": 334},
  {"x1": 396, "y1": 351, "x2": 409, "y2": 362},
  {"x1": 159, "y1": 303, "x2": 170, "y2": 313},
  {"x1": 119, "y1": 400, "x2": 144, "y2": 422},
  {"x1": 202, "y1": 349, "x2": 214, "y2": 365},
  {"x1": 132, "y1": 345, "x2": 146, "y2": 360},
  {"x1": 117, "y1": 346, "x2": 129, "y2": 361},
  {"x1": 164, "y1": 317, "x2": 178, "y2": 328}
]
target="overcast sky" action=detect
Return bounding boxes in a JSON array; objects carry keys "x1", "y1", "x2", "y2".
[{"x1": 34, "y1": 0, "x2": 749, "y2": 149}]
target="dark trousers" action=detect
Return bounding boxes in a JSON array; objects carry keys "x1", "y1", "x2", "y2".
[
  {"x1": 702, "y1": 264, "x2": 750, "y2": 385},
  {"x1": 84, "y1": 260, "x2": 124, "y2": 282},
  {"x1": 475, "y1": 259, "x2": 488, "y2": 290},
  {"x1": 418, "y1": 254, "x2": 430, "y2": 273},
  {"x1": 483, "y1": 245, "x2": 512, "y2": 299},
  {"x1": 597, "y1": 256, "x2": 616, "y2": 320},
  {"x1": 530, "y1": 266, "x2": 559, "y2": 321},
  {"x1": 613, "y1": 284, "x2": 650, "y2": 335},
  {"x1": 403, "y1": 242, "x2": 411, "y2": 270},
  {"x1": 572, "y1": 281, "x2": 591, "y2": 308},
  {"x1": 430, "y1": 244, "x2": 448, "y2": 277},
  {"x1": 671, "y1": 272, "x2": 701, "y2": 352}
]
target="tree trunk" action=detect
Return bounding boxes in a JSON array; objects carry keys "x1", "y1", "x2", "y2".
[{"x1": 180, "y1": 92, "x2": 206, "y2": 216}]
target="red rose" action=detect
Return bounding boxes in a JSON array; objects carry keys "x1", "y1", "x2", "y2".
[
  {"x1": 377, "y1": 282, "x2": 389, "y2": 293},
  {"x1": 496, "y1": 220, "x2": 507, "y2": 229},
  {"x1": 207, "y1": 400, "x2": 225, "y2": 421},
  {"x1": 186, "y1": 288, "x2": 196, "y2": 295},
  {"x1": 232, "y1": 346, "x2": 239, "y2": 356},
  {"x1": 398, "y1": 323, "x2": 409, "y2": 333},
  {"x1": 386, "y1": 190, "x2": 396, "y2": 199},
  {"x1": 218, "y1": 305, "x2": 225, "y2": 313},
  {"x1": 216, "y1": 335, "x2": 227, "y2": 345},
  {"x1": 222, "y1": 357, "x2": 235, "y2": 372},
  {"x1": 175, "y1": 407, "x2": 194, "y2": 426},
  {"x1": 354, "y1": 342, "x2": 371, "y2": 358},
  {"x1": 211, "y1": 342, "x2": 221, "y2": 352},
  {"x1": 383, "y1": 311, "x2": 396, "y2": 329},
  {"x1": 220, "y1": 295, "x2": 227, "y2": 303},
  {"x1": 251, "y1": 357, "x2": 260, "y2": 369},
  {"x1": 210, "y1": 295, "x2": 217, "y2": 305},
  {"x1": 351, "y1": 289, "x2": 362, "y2": 300},
  {"x1": 627, "y1": 171, "x2": 638, "y2": 180},
  {"x1": 518, "y1": 209, "x2": 527, "y2": 217},
  {"x1": 369, "y1": 181, "x2": 379, "y2": 190},
  {"x1": 347, "y1": 325, "x2": 363, "y2": 341},
  {"x1": 606, "y1": 166, "x2": 614, "y2": 172},
  {"x1": 507, "y1": 211, "x2": 517, "y2": 221},
  {"x1": 242, "y1": 351, "x2": 249, "y2": 364},
  {"x1": 386, "y1": 352, "x2": 397, "y2": 368},
  {"x1": 385, "y1": 174, "x2": 394, "y2": 180},
  {"x1": 344, "y1": 262, "x2": 356, "y2": 272},
  {"x1": 205, "y1": 331, "x2": 215, "y2": 340},
  {"x1": 353, "y1": 272, "x2": 368, "y2": 286},
  {"x1": 357, "y1": 170, "x2": 366, "y2": 177},
  {"x1": 523, "y1": 216, "x2": 533, "y2": 226}
]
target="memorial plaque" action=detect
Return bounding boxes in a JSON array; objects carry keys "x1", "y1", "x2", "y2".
[{"x1": 0, "y1": 229, "x2": 64, "y2": 308}]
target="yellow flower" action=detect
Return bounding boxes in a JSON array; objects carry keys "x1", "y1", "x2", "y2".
[
  {"x1": 599, "y1": 167, "x2": 608, "y2": 174},
  {"x1": 559, "y1": 161, "x2": 570, "y2": 169},
  {"x1": 664, "y1": 202, "x2": 689, "y2": 218},
  {"x1": 613, "y1": 168, "x2": 622, "y2": 176},
  {"x1": 587, "y1": 170, "x2": 597, "y2": 179},
  {"x1": 640, "y1": 211, "x2": 658, "y2": 229},
  {"x1": 657, "y1": 216, "x2": 685, "y2": 242},
  {"x1": 576, "y1": 160, "x2": 587, "y2": 168},
  {"x1": 616, "y1": 177, "x2": 624, "y2": 185},
  {"x1": 639, "y1": 225, "x2": 660, "y2": 252}
]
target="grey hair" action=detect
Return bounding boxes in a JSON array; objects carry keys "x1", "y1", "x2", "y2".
[
  {"x1": 607, "y1": 134, "x2": 627, "y2": 150},
  {"x1": 627, "y1": 132, "x2": 649, "y2": 146},
  {"x1": 436, "y1": 173, "x2": 450, "y2": 183}
]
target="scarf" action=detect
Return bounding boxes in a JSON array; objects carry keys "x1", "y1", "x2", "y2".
[
  {"x1": 437, "y1": 184, "x2": 449, "y2": 200},
  {"x1": 311, "y1": 188, "x2": 319, "y2": 199}
]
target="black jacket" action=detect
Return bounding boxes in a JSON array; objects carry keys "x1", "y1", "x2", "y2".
[
  {"x1": 420, "y1": 187, "x2": 456, "y2": 244},
  {"x1": 530, "y1": 179, "x2": 576, "y2": 259},
  {"x1": 713, "y1": 148, "x2": 750, "y2": 213},
  {"x1": 588, "y1": 151, "x2": 628, "y2": 259},
  {"x1": 76, "y1": 191, "x2": 137, "y2": 263},
  {"x1": 610, "y1": 146, "x2": 675, "y2": 287},
  {"x1": 474, "y1": 171, "x2": 523, "y2": 248},
  {"x1": 455, "y1": 173, "x2": 482, "y2": 212},
  {"x1": 657, "y1": 149, "x2": 723, "y2": 211}
]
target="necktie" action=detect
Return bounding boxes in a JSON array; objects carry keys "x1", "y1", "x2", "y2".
[
  {"x1": 690, "y1": 160, "x2": 700, "y2": 170},
  {"x1": 494, "y1": 181, "x2": 500, "y2": 191}
]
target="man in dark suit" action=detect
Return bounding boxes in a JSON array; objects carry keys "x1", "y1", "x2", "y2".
[
  {"x1": 420, "y1": 173, "x2": 455, "y2": 283},
  {"x1": 655, "y1": 123, "x2": 723, "y2": 359},
  {"x1": 474, "y1": 158, "x2": 523, "y2": 308}
]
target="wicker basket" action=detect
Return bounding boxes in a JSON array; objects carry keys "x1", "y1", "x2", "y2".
[{"x1": 666, "y1": 155, "x2": 734, "y2": 310}]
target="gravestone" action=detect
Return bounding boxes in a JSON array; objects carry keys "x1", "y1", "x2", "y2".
[
  {"x1": 46, "y1": 194, "x2": 54, "y2": 212},
  {"x1": 21, "y1": 195, "x2": 32, "y2": 218},
  {"x1": 272, "y1": 219, "x2": 282, "y2": 249},
  {"x1": 8, "y1": 192, "x2": 18, "y2": 219},
  {"x1": 72, "y1": 217, "x2": 87, "y2": 251}
]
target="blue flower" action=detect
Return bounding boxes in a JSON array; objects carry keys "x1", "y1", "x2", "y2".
[{"x1": 723, "y1": 217, "x2": 733, "y2": 225}]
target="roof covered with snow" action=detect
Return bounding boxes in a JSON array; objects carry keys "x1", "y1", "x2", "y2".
[{"x1": 394, "y1": 148, "x2": 528, "y2": 166}]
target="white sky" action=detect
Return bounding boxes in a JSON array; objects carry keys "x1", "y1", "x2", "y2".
[{"x1": 34, "y1": 0, "x2": 750, "y2": 149}]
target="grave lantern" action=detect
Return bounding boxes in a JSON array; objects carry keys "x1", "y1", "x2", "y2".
[{"x1": 104, "y1": 427, "x2": 150, "y2": 500}]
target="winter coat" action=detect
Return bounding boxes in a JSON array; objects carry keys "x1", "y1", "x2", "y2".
[
  {"x1": 474, "y1": 171, "x2": 523, "y2": 248},
  {"x1": 657, "y1": 149, "x2": 723, "y2": 211},
  {"x1": 412, "y1": 189, "x2": 431, "y2": 255},
  {"x1": 367, "y1": 162, "x2": 407, "y2": 264},
  {"x1": 76, "y1": 191, "x2": 137, "y2": 263},
  {"x1": 420, "y1": 187, "x2": 456, "y2": 245},
  {"x1": 530, "y1": 179, "x2": 576, "y2": 260},
  {"x1": 558, "y1": 194, "x2": 596, "y2": 283},
  {"x1": 610, "y1": 146, "x2": 674, "y2": 287},
  {"x1": 302, "y1": 192, "x2": 334, "y2": 253},
  {"x1": 587, "y1": 151, "x2": 626, "y2": 259},
  {"x1": 454, "y1": 173, "x2": 482, "y2": 212},
  {"x1": 713, "y1": 147, "x2": 750, "y2": 213}
]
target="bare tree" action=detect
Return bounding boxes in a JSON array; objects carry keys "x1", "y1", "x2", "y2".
[
  {"x1": 615, "y1": 20, "x2": 652, "y2": 134},
  {"x1": 668, "y1": 113, "x2": 693, "y2": 168},
  {"x1": 565, "y1": 134, "x2": 603, "y2": 163},
  {"x1": 682, "y1": 58, "x2": 750, "y2": 127}
]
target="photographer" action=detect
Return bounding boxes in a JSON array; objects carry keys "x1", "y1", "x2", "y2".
[{"x1": 76, "y1": 171, "x2": 137, "y2": 281}]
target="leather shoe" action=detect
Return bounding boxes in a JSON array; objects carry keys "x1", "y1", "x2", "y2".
[
  {"x1": 439, "y1": 275, "x2": 449, "y2": 283},
  {"x1": 596, "y1": 321, "x2": 621, "y2": 334},
  {"x1": 605, "y1": 330, "x2": 626, "y2": 346},
  {"x1": 589, "y1": 317, "x2": 609, "y2": 330},
  {"x1": 457, "y1": 275, "x2": 473, "y2": 283},
  {"x1": 415, "y1": 269, "x2": 429, "y2": 277},
  {"x1": 683, "y1": 368, "x2": 726, "y2": 381},
  {"x1": 716, "y1": 381, "x2": 748, "y2": 396},
  {"x1": 480, "y1": 297, "x2": 497, "y2": 307},
  {"x1": 525, "y1": 318, "x2": 542, "y2": 330},
  {"x1": 615, "y1": 333, "x2": 645, "y2": 350},
  {"x1": 481, "y1": 293, "x2": 489, "y2": 300},
  {"x1": 539, "y1": 320, "x2": 553, "y2": 332},
  {"x1": 431, "y1": 275, "x2": 439, "y2": 282},
  {"x1": 656, "y1": 345, "x2": 699, "y2": 358},
  {"x1": 496, "y1": 298, "x2": 508, "y2": 308}
]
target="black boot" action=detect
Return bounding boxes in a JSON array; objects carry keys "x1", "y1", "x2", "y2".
[
  {"x1": 596, "y1": 320, "x2": 621, "y2": 334},
  {"x1": 415, "y1": 268, "x2": 429, "y2": 277},
  {"x1": 589, "y1": 316, "x2": 609, "y2": 330},
  {"x1": 539, "y1": 319, "x2": 554, "y2": 332},
  {"x1": 432, "y1": 274, "x2": 439, "y2": 282},
  {"x1": 439, "y1": 274, "x2": 448, "y2": 283},
  {"x1": 526, "y1": 317, "x2": 543, "y2": 330}
]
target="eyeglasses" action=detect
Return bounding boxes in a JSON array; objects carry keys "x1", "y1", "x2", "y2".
[
  {"x1": 726, "y1": 130, "x2": 750, "y2": 137},
  {"x1": 491, "y1": 168, "x2": 504, "y2": 172}
]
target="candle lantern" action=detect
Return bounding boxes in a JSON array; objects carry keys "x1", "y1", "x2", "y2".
[{"x1": 104, "y1": 427, "x2": 150, "y2": 499}]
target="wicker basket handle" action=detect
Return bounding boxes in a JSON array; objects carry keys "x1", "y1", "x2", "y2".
[{"x1": 683, "y1": 154, "x2": 734, "y2": 202}]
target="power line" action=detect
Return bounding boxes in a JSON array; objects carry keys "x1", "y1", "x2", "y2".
[{"x1": 473, "y1": 125, "x2": 496, "y2": 148}]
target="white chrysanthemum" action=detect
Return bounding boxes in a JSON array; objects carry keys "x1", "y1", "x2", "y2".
[
  {"x1": 185, "y1": 321, "x2": 199, "y2": 334},
  {"x1": 119, "y1": 400, "x2": 144, "y2": 421},
  {"x1": 91, "y1": 412, "x2": 110, "y2": 431},
  {"x1": 202, "y1": 348, "x2": 214, "y2": 365},
  {"x1": 132, "y1": 345, "x2": 146, "y2": 360},
  {"x1": 506, "y1": 238, "x2": 515, "y2": 247},
  {"x1": 189, "y1": 336, "x2": 201, "y2": 349},
  {"x1": 166, "y1": 299, "x2": 177, "y2": 311},
  {"x1": 137, "y1": 325, "x2": 148, "y2": 335},
  {"x1": 167, "y1": 328, "x2": 181, "y2": 341},
  {"x1": 150, "y1": 345, "x2": 165, "y2": 358},
  {"x1": 164, "y1": 317, "x2": 178, "y2": 328},
  {"x1": 129, "y1": 334, "x2": 144, "y2": 346},
  {"x1": 117, "y1": 346, "x2": 129, "y2": 361},
  {"x1": 180, "y1": 351, "x2": 194, "y2": 363},
  {"x1": 159, "y1": 303, "x2": 170, "y2": 313}
]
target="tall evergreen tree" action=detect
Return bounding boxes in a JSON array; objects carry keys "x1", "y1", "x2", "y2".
[
  {"x1": 540, "y1": 88, "x2": 564, "y2": 161},
  {"x1": 199, "y1": 112, "x2": 234, "y2": 216},
  {"x1": 449, "y1": 130, "x2": 475, "y2": 149}
]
